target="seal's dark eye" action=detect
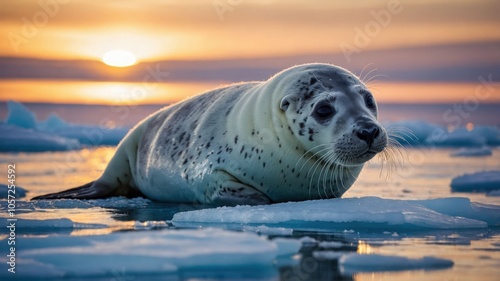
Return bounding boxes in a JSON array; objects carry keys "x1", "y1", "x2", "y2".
[
  {"x1": 365, "y1": 95, "x2": 376, "y2": 109},
  {"x1": 314, "y1": 103, "x2": 335, "y2": 120}
]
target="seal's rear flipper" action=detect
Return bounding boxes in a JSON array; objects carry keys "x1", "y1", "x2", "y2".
[
  {"x1": 32, "y1": 181, "x2": 143, "y2": 200},
  {"x1": 32, "y1": 181, "x2": 111, "y2": 200}
]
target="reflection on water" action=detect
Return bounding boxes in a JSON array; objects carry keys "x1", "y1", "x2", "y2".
[{"x1": 1, "y1": 147, "x2": 499, "y2": 280}]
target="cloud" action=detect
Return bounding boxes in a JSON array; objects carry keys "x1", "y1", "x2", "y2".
[
  {"x1": 1, "y1": 40, "x2": 499, "y2": 83},
  {"x1": 1, "y1": 0, "x2": 499, "y2": 60}
]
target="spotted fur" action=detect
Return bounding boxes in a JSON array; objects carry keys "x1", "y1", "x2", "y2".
[{"x1": 34, "y1": 63, "x2": 388, "y2": 205}]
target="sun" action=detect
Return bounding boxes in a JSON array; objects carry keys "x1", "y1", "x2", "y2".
[{"x1": 102, "y1": 50, "x2": 137, "y2": 67}]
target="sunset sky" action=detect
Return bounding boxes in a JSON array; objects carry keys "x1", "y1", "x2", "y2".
[{"x1": 0, "y1": 0, "x2": 499, "y2": 104}]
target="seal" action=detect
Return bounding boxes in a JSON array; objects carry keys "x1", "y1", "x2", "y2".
[{"x1": 33, "y1": 63, "x2": 388, "y2": 205}]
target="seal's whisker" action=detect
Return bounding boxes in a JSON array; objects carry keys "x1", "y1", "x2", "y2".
[
  {"x1": 358, "y1": 63, "x2": 374, "y2": 83},
  {"x1": 317, "y1": 151, "x2": 336, "y2": 198},
  {"x1": 305, "y1": 148, "x2": 333, "y2": 179},
  {"x1": 385, "y1": 126, "x2": 418, "y2": 146},
  {"x1": 365, "y1": 73, "x2": 389, "y2": 86},
  {"x1": 361, "y1": 67, "x2": 378, "y2": 84},
  {"x1": 308, "y1": 151, "x2": 335, "y2": 198},
  {"x1": 386, "y1": 127, "x2": 417, "y2": 140},
  {"x1": 376, "y1": 140, "x2": 406, "y2": 179},
  {"x1": 296, "y1": 144, "x2": 331, "y2": 172},
  {"x1": 330, "y1": 155, "x2": 341, "y2": 197},
  {"x1": 321, "y1": 153, "x2": 341, "y2": 198}
]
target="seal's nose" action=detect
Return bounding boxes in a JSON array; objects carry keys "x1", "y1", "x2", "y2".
[{"x1": 356, "y1": 125, "x2": 380, "y2": 147}]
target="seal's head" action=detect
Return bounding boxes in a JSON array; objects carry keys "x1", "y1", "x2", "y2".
[{"x1": 277, "y1": 63, "x2": 387, "y2": 167}]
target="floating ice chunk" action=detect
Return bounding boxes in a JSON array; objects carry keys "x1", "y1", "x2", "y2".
[
  {"x1": 1, "y1": 101, "x2": 129, "y2": 152},
  {"x1": 0, "y1": 124, "x2": 81, "y2": 152},
  {"x1": 451, "y1": 171, "x2": 500, "y2": 193},
  {"x1": 427, "y1": 127, "x2": 484, "y2": 146},
  {"x1": 387, "y1": 120, "x2": 500, "y2": 147},
  {"x1": 242, "y1": 225, "x2": 293, "y2": 236},
  {"x1": 52, "y1": 125, "x2": 129, "y2": 146},
  {"x1": 38, "y1": 112, "x2": 68, "y2": 131},
  {"x1": 414, "y1": 197, "x2": 500, "y2": 226},
  {"x1": 172, "y1": 197, "x2": 497, "y2": 230},
  {"x1": 0, "y1": 228, "x2": 300, "y2": 279},
  {"x1": 0, "y1": 218, "x2": 73, "y2": 229},
  {"x1": 0, "y1": 217, "x2": 106, "y2": 231},
  {"x1": 0, "y1": 184, "x2": 27, "y2": 199},
  {"x1": 299, "y1": 236, "x2": 318, "y2": 245},
  {"x1": 5, "y1": 100, "x2": 36, "y2": 129},
  {"x1": 338, "y1": 253, "x2": 453, "y2": 274},
  {"x1": 385, "y1": 120, "x2": 439, "y2": 145},
  {"x1": 318, "y1": 241, "x2": 345, "y2": 249},
  {"x1": 451, "y1": 146, "x2": 493, "y2": 157},
  {"x1": 487, "y1": 190, "x2": 500, "y2": 197},
  {"x1": 134, "y1": 220, "x2": 169, "y2": 230},
  {"x1": 314, "y1": 251, "x2": 352, "y2": 260},
  {"x1": 272, "y1": 238, "x2": 302, "y2": 256}
]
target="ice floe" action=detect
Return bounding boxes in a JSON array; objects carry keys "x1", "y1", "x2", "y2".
[
  {"x1": 2, "y1": 101, "x2": 500, "y2": 152},
  {"x1": 4, "y1": 100, "x2": 37, "y2": 129},
  {"x1": 338, "y1": 253, "x2": 453, "y2": 274},
  {"x1": 0, "y1": 228, "x2": 300, "y2": 279},
  {"x1": 172, "y1": 197, "x2": 500, "y2": 230},
  {"x1": 387, "y1": 120, "x2": 500, "y2": 147},
  {"x1": 451, "y1": 171, "x2": 500, "y2": 193},
  {"x1": 450, "y1": 146, "x2": 493, "y2": 157},
  {"x1": 0, "y1": 124, "x2": 81, "y2": 152},
  {"x1": 0, "y1": 184, "x2": 27, "y2": 199},
  {"x1": 0, "y1": 101, "x2": 128, "y2": 152}
]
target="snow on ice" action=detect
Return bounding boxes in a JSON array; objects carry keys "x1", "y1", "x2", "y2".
[{"x1": 172, "y1": 197, "x2": 500, "y2": 230}]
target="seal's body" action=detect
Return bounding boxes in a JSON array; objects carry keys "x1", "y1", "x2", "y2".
[{"x1": 34, "y1": 63, "x2": 388, "y2": 205}]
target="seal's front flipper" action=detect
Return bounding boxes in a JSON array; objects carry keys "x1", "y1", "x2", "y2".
[
  {"x1": 211, "y1": 181, "x2": 272, "y2": 206},
  {"x1": 31, "y1": 181, "x2": 141, "y2": 200}
]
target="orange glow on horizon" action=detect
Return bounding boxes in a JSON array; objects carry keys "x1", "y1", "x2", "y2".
[
  {"x1": 0, "y1": 0, "x2": 498, "y2": 104},
  {"x1": 0, "y1": 80, "x2": 498, "y2": 105},
  {"x1": 0, "y1": 80, "x2": 228, "y2": 105}
]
